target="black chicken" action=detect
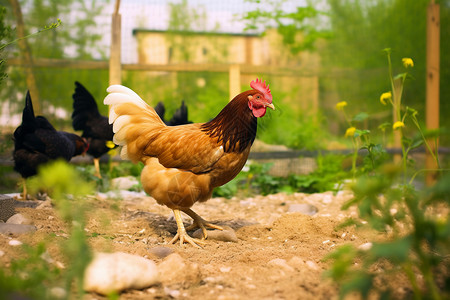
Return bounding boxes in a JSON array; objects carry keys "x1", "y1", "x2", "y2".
[
  {"x1": 153, "y1": 100, "x2": 192, "y2": 126},
  {"x1": 71, "y1": 81, "x2": 116, "y2": 178},
  {"x1": 13, "y1": 91, "x2": 88, "y2": 199}
]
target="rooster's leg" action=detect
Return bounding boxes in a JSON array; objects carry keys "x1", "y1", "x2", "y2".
[
  {"x1": 93, "y1": 158, "x2": 102, "y2": 178},
  {"x1": 182, "y1": 208, "x2": 223, "y2": 240},
  {"x1": 169, "y1": 209, "x2": 206, "y2": 248}
]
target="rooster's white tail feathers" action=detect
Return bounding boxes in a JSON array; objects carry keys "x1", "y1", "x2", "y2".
[{"x1": 104, "y1": 84, "x2": 164, "y2": 162}]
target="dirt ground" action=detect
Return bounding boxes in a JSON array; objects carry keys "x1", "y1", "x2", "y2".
[{"x1": 1, "y1": 190, "x2": 383, "y2": 299}]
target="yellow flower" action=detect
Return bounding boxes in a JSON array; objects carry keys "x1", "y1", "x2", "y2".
[
  {"x1": 393, "y1": 121, "x2": 405, "y2": 130},
  {"x1": 380, "y1": 91, "x2": 392, "y2": 105},
  {"x1": 335, "y1": 101, "x2": 348, "y2": 111},
  {"x1": 402, "y1": 58, "x2": 414, "y2": 68},
  {"x1": 345, "y1": 127, "x2": 356, "y2": 137},
  {"x1": 106, "y1": 140, "x2": 116, "y2": 149}
]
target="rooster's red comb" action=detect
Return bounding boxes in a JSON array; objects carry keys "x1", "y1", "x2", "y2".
[{"x1": 250, "y1": 78, "x2": 272, "y2": 103}]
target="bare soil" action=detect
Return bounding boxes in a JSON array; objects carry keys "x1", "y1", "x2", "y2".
[{"x1": 0, "y1": 190, "x2": 387, "y2": 299}]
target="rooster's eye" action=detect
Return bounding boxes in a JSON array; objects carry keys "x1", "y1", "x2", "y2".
[{"x1": 256, "y1": 95, "x2": 261, "y2": 99}]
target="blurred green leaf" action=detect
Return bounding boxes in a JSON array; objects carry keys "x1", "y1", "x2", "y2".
[
  {"x1": 370, "y1": 237, "x2": 412, "y2": 263},
  {"x1": 352, "y1": 112, "x2": 369, "y2": 122}
]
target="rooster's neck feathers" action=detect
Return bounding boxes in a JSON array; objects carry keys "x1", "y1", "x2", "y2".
[{"x1": 201, "y1": 90, "x2": 257, "y2": 153}]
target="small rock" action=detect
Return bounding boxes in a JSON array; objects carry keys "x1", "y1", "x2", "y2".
[
  {"x1": 9, "y1": 239, "x2": 23, "y2": 246},
  {"x1": 322, "y1": 194, "x2": 333, "y2": 204},
  {"x1": 36, "y1": 199, "x2": 52, "y2": 209},
  {"x1": 0, "y1": 223, "x2": 37, "y2": 235},
  {"x1": 49, "y1": 287, "x2": 67, "y2": 299},
  {"x1": 305, "y1": 260, "x2": 320, "y2": 271},
  {"x1": 7, "y1": 213, "x2": 33, "y2": 225},
  {"x1": 288, "y1": 256, "x2": 305, "y2": 270},
  {"x1": 0, "y1": 195, "x2": 15, "y2": 222},
  {"x1": 158, "y1": 253, "x2": 201, "y2": 285},
  {"x1": 192, "y1": 226, "x2": 238, "y2": 243},
  {"x1": 288, "y1": 204, "x2": 318, "y2": 216},
  {"x1": 84, "y1": 252, "x2": 159, "y2": 295},
  {"x1": 219, "y1": 266, "x2": 231, "y2": 273},
  {"x1": 148, "y1": 246, "x2": 175, "y2": 259},
  {"x1": 164, "y1": 287, "x2": 181, "y2": 298},
  {"x1": 110, "y1": 176, "x2": 140, "y2": 190},
  {"x1": 358, "y1": 242, "x2": 372, "y2": 251},
  {"x1": 0, "y1": 250, "x2": 4, "y2": 257},
  {"x1": 267, "y1": 258, "x2": 295, "y2": 272}
]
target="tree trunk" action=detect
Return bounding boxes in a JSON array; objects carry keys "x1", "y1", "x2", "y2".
[{"x1": 9, "y1": 0, "x2": 41, "y2": 115}]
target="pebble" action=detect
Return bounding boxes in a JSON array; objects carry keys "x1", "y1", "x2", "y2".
[
  {"x1": 164, "y1": 287, "x2": 181, "y2": 298},
  {"x1": 192, "y1": 226, "x2": 238, "y2": 243},
  {"x1": 148, "y1": 246, "x2": 175, "y2": 259},
  {"x1": 288, "y1": 204, "x2": 318, "y2": 216},
  {"x1": 49, "y1": 287, "x2": 67, "y2": 299},
  {"x1": 0, "y1": 224, "x2": 36, "y2": 235},
  {"x1": 9, "y1": 239, "x2": 23, "y2": 246},
  {"x1": 219, "y1": 266, "x2": 231, "y2": 273},
  {"x1": 305, "y1": 260, "x2": 320, "y2": 271},
  {"x1": 6, "y1": 213, "x2": 33, "y2": 225},
  {"x1": 110, "y1": 176, "x2": 140, "y2": 190},
  {"x1": 0, "y1": 250, "x2": 4, "y2": 257},
  {"x1": 158, "y1": 253, "x2": 201, "y2": 285},
  {"x1": 288, "y1": 256, "x2": 305, "y2": 270},
  {"x1": 358, "y1": 242, "x2": 373, "y2": 251},
  {"x1": 36, "y1": 199, "x2": 52, "y2": 209},
  {"x1": 267, "y1": 258, "x2": 295, "y2": 272},
  {"x1": 84, "y1": 252, "x2": 159, "y2": 295}
]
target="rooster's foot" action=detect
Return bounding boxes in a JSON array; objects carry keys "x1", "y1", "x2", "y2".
[
  {"x1": 183, "y1": 208, "x2": 223, "y2": 240},
  {"x1": 170, "y1": 209, "x2": 206, "y2": 248},
  {"x1": 169, "y1": 229, "x2": 206, "y2": 248}
]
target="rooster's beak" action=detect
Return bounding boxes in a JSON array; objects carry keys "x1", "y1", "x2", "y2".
[{"x1": 266, "y1": 103, "x2": 275, "y2": 110}]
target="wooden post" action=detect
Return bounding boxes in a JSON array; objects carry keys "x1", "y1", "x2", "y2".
[
  {"x1": 426, "y1": 2, "x2": 440, "y2": 185},
  {"x1": 109, "y1": 0, "x2": 121, "y2": 85},
  {"x1": 9, "y1": 0, "x2": 41, "y2": 114},
  {"x1": 229, "y1": 64, "x2": 240, "y2": 100}
]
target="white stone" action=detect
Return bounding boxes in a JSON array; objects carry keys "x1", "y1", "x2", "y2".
[
  {"x1": 8, "y1": 239, "x2": 22, "y2": 246},
  {"x1": 49, "y1": 287, "x2": 67, "y2": 299},
  {"x1": 288, "y1": 256, "x2": 305, "y2": 270},
  {"x1": 288, "y1": 204, "x2": 318, "y2": 216},
  {"x1": 305, "y1": 260, "x2": 320, "y2": 270},
  {"x1": 267, "y1": 258, "x2": 295, "y2": 272},
  {"x1": 110, "y1": 176, "x2": 140, "y2": 190},
  {"x1": 84, "y1": 252, "x2": 159, "y2": 295},
  {"x1": 358, "y1": 242, "x2": 373, "y2": 251},
  {"x1": 192, "y1": 226, "x2": 238, "y2": 243},
  {"x1": 7, "y1": 213, "x2": 32, "y2": 225}
]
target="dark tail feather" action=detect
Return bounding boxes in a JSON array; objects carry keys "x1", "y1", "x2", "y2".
[
  {"x1": 168, "y1": 100, "x2": 191, "y2": 126},
  {"x1": 22, "y1": 91, "x2": 37, "y2": 130},
  {"x1": 154, "y1": 101, "x2": 166, "y2": 124},
  {"x1": 72, "y1": 81, "x2": 100, "y2": 131}
]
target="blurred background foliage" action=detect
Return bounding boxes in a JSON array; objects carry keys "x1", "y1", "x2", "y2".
[{"x1": 0, "y1": 0, "x2": 448, "y2": 150}]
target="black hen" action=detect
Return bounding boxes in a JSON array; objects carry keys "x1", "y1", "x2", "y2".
[
  {"x1": 13, "y1": 91, "x2": 88, "y2": 199},
  {"x1": 71, "y1": 81, "x2": 115, "y2": 178},
  {"x1": 153, "y1": 100, "x2": 192, "y2": 126}
]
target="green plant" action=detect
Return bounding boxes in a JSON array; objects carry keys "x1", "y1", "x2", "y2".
[
  {"x1": 1, "y1": 160, "x2": 94, "y2": 299},
  {"x1": 326, "y1": 53, "x2": 448, "y2": 299},
  {"x1": 214, "y1": 155, "x2": 351, "y2": 198},
  {"x1": 326, "y1": 168, "x2": 449, "y2": 299}
]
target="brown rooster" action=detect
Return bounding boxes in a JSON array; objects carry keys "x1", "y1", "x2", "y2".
[{"x1": 104, "y1": 79, "x2": 274, "y2": 247}]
